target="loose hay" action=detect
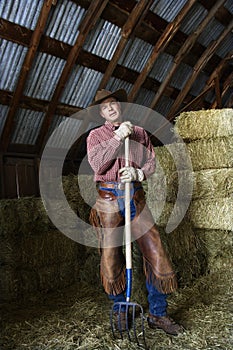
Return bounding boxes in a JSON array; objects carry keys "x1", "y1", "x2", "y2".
[
  {"x1": 174, "y1": 108, "x2": 233, "y2": 141},
  {"x1": 0, "y1": 268, "x2": 232, "y2": 350}
]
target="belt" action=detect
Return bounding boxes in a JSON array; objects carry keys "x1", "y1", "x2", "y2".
[{"x1": 97, "y1": 181, "x2": 142, "y2": 190}]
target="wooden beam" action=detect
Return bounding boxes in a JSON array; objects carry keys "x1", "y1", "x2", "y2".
[
  {"x1": 213, "y1": 75, "x2": 222, "y2": 108},
  {"x1": 37, "y1": 0, "x2": 109, "y2": 156},
  {"x1": 0, "y1": 153, "x2": 5, "y2": 198},
  {"x1": 0, "y1": 16, "x2": 222, "y2": 81},
  {"x1": 0, "y1": 89, "x2": 85, "y2": 117},
  {"x1": 177, "y1": 83, "x2": 214, "y2": 114},
  {"x1": 211, "y1": 70, "x2": 233, "y2": 108},
  {"x1": 149, "y1": 0, "x2": 226, "y2": 110},
  {"x1": 98, "y1": 0, "x2": 153, "y2": 89},
  {"x1": 0, "y1": 0, "x2": 55, "y2": 152},
  {"x1": 167, "y1": 19, "x2": 233, "y2": 120},
  {"x1": 127, "y1": 0, "x2": 197, "y2": 102}
]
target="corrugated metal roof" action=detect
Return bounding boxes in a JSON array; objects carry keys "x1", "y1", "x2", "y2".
[
  {"x1": 60, "y1": 66, "x2": 103, "y2": 108},
  {"x1": 106, "y1": 77, "x2": 133, "y2": 95},
  {"x1": 48, "y1": 115, "x2": 67, "y2": 138},
  {"x1": 44, "y1": 0, "x2": 86, "y2": 46},
  {"x1": 197, "y1": 17, "x2": 225, "y2": 47},
  {"x1": 0, "y1": 0, "x2": 232, "y2": 152},
  {"x1": 190, "y1": 71, "x2": 208, "y2": 96},
  {"x1": 224, "y1": 0, "x2": 233, "y2": 14},
  {"x1": 149, "y1": 52, "x2": 173, "y2": 81},
  {"x1": 179, "y1": 2, "x2": 207, "y2": 35},
  {"x1": 216, "y1": 32, "x2": 233, "y2": 58},
  {"x1": 170, "y1": 63, "x2": 192, "y2": 90},
  {"x1": 135, "y1": 88, "x2": 156, "y2": 108},
  {"x1": 23, "y1": 52, "x2": 66, "y2": 100},
  {"x1": 10, "y1": 109, "x2": 45, "y2": 145},
  {"x1": 154, "y1": 95, "x2": 174, "y2": 117},
  {"x1": 46, "y1": 116, "x2": 82, "y2": 149},
  {"x1": 0, "y1": 0, "x2": 43, "y2": 29},
  {"x1": 0, "y1": 40, "x2": 28, "y2": 92},
  {"x1": 0, "y1": 104, "x2": 8, "y2": 137},
  {"x1": 83, "y1": 19, "x2": 121, "y2": 60},
  {"x1": 150, "y1": 0, "x2": 189, "y2": 22},
  {"x1": 119, "y1": 37, "x2": 154, "y2": 72}
]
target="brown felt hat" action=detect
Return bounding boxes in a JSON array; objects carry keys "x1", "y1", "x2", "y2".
[{"x1": 90, "y1": 89, "x2": 128, "y2": 106}]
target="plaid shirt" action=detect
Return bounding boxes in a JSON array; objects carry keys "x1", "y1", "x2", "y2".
[{"x1": 87, "y1": 121, "x2": 155, "y2": 182}]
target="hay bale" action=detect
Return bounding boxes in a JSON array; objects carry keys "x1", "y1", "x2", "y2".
[
  {"x1": 158, "y1": 220, "x2": 207, "y2": 286},
  {"x1": 0, "y1": 198, "x2": 51, "y2": 237},
  {"x1": 174, "y1": 108, "x2": 233, "y2": 141},
  {"x1": 0, "y1": 267, "x2": 18, "y2": 301},
  {"x1": 62, "y1": 174, "x2": 92, "y2": 222},
  {"x1": 195, "y1": 229, "x2": 233, "y2": 273},
  {"x1": 148, "y1": 168, "x2": 233, "y2": 202},
  {"x1": 155, "y1": 143, "x2": 191, "y2": 173},
  {"x1": 187, "y1": 136, "x2": 233, "y2": 170},
  {"x1": 189, "y1": 197, "x2": 232, "y2": 231},
  {"x1": 0, "y1": 236, "x2": 22, "y2": 267},
  {"x1": 148, "y1": 196, "x2": 232, "y2": 231},
  {"x1": 21, "y1": 230, "x2": 82, "y2": 268},
  {"x1": 154, "y1": 136, "x2": 233, "y2": 173}
]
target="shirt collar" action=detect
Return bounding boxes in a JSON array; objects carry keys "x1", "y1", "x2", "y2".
[{"x1": 104, "y1": 120, "x2": 119, "y2": 130}]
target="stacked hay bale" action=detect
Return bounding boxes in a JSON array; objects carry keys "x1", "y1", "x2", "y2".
[
  {"x1": 146, "y1": 108, "x2": 233, "y2": 286},
  {"x1": 0, "y1": 174, "x2": 96, "y2": 303}
]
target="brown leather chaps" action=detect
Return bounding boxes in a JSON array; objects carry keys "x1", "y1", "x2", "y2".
[{"x1": 89, "y1": 187, "x2": 178, "y2": 296}]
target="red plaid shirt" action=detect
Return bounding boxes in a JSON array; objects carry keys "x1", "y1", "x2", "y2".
[{"x1": 87, "y1": 121, "x2": 155, "y2": 182}]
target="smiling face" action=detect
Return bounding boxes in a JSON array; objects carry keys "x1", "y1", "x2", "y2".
[{"x1": 99, "y1": 97, "x2": 122, "y2": 125}]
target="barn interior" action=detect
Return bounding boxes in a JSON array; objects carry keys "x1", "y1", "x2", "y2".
[{"x1": 0, "y1": 0, "x2": 233, "y2": 349}]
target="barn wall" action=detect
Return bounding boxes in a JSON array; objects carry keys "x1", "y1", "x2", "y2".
[{"x1": 1, "y1": 156, "x2": 39, "y2": 199}]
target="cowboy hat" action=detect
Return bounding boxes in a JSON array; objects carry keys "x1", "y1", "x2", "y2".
[{"x1": 90, "y1": 88, "x2": 128, "y2": 106}]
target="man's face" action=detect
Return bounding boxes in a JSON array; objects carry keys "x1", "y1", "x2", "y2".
[{"x1": 99, "y1": 97, "x2": 122, "y2": 124}]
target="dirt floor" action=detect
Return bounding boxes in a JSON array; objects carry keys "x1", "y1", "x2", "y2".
[{"x1": 0, "y1": 268, "x2": 232, "y2": 350}]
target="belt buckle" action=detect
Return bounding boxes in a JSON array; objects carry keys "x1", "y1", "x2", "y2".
[{"x1": 117, "y1": 183, "x2": 125, "y2": 190}]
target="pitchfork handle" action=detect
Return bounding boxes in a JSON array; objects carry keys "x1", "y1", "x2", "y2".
[{"x1": 125, "y1": 136, "x2": 132, "y2": 302}]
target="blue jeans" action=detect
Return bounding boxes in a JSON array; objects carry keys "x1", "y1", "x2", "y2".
[
  {"x1": 109, "y1": 282, "x2": 168, "y2": 316},
  {"x1": 98, "y1": 184, "x2": 138, "y2": 221}
]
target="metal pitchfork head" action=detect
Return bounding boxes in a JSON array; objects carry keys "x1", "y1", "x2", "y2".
[
  {"x1": 110, "y1": 137, "x2": 148, "y2": 349},
  {"x1": 110, "y1": 300, "x2": 148, "y2": 349}
]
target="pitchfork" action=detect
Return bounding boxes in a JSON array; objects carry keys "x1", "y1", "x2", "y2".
[{"x1": 110, "y1": 136, "x2": 148, "y2": 349}]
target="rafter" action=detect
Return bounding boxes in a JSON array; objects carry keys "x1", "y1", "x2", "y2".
[
  {"x1": 0, "y1": 0, "x2": 55, "y2": 152},
  {"x1": 149, "y1": 0, "x2": 226, "y2": 110},
  {"x1": 167, "y1": 19, "x2": 233, "y2": 120},
  {"x1": 36, "y1": 0, "x2": 109, "y2": 156},
  {"x1": 127, "y1": 0, "x2": 197, "y2": 102},
  {"x1": 98, "y1": 0, "x2": 153, "y2": 90},
  {"x1": 211, "y1": 70, "x2": 233, "y2": 108}
]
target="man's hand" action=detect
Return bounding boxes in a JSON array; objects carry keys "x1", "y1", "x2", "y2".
[
  {"x1": 119, "y1": 167, "x2": 144, "y2": 182},
  {"x1": 114, "y1": 121, "x2": 133, "y2": 141}
]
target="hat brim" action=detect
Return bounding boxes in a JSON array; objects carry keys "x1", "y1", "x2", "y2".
[{"x1": 90, "y1": 89, "x2": 128, "y2": 106}]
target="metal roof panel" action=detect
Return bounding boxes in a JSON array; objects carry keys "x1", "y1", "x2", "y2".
[
  {"x1": 44, "y1": 0, "x2": 86, "y2": 45},
  {"x1": 0, "y1": 0, "x2": 43, "y2": 29},
  {"x1": 150, "y1": 0, "x2": 189, "y2": 22},
  {"x1": 0, "y1": 40, "x2": 27, "y2": 92},
  {"x1": 10, "y1": 109, "x2": 45, "y2": 145}
]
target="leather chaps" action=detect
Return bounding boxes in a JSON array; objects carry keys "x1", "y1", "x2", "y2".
[{"x1": 89, "y1": 187, "x2": 178, "y2": 296}]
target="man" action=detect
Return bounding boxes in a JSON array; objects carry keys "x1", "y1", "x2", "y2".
[{"x1": 87, "y1": 89, "x2": 183, "y2": 336}]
